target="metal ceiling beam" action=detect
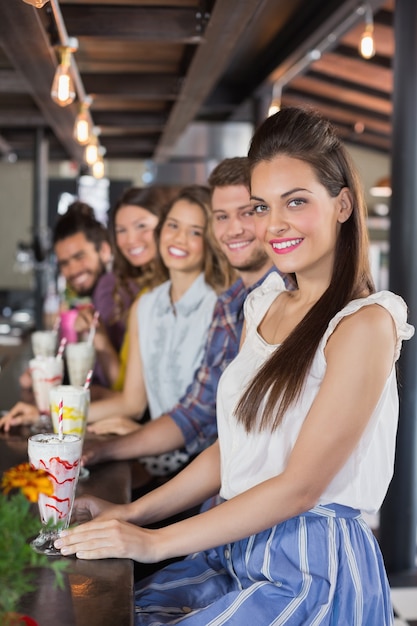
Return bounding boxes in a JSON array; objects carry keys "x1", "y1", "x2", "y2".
[
  {"x1": 154, "y1": 0, "x2": 271, "y2": 163},
  {"x1": 0, "y1": 2, "x2": 83, "y2": 162}
]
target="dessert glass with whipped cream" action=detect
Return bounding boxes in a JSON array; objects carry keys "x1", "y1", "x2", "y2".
[
  {"x1": 31, "y1": 330, "x2": 58, "y2": 357},
  {"x1": 65, "y1": 341, "x2": 95, "y2": 387},
  {"x1": 28, "y1": 433, "x2": 82, "y2": 555},
  {"x1": 29, "y1": 356, "x2": 64, "y2": 433},
  {"x1": 50, "y1": 385, "x2": 90, "y2": 480}
]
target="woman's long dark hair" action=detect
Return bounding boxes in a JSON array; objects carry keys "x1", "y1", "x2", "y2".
[
  {"x1": 109, "y1": 186, "x2": 176, "y2": 322},
  {"x1": 235, "y1": 107, "x2": 375, "y2": 432}
]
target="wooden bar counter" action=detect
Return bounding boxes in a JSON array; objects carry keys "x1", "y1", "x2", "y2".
[{"x1": 0, "y1": 338, "x2": 135, "y2": 626}]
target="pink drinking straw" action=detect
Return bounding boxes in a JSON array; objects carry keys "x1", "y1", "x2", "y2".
[
  {"x1": 56, "y1": 336, "x2": 67, "y2": 359},
  {"x1": 84, "y1": 369, "x2": 93, "y2": 390},
  {"x1": 58, "y1": 397, "x2": 64, "y2": 440}
]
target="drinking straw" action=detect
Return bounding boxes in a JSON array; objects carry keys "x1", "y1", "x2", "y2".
[
  {"x1": 87, "y1": 311, "x2": 100, "y2": 346},
  {"x1": 56, "y1": 336, "x2": 67, "y2": 359},
  {"x1": 84, "y1": 369, "x2": 93, "y2": 390},
  {"x1": 58, "y1": 397, "x2": 64, "y2": 441}
]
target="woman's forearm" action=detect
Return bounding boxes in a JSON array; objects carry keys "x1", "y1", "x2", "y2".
[{"x1": 127, "y1": 442, "x2": 221, "y2": 526}]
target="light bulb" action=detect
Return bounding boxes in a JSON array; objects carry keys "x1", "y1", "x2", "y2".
[
  {"x1": 21, "y1": 0, "x2": 50, "y2": 7},
  {"x1": 268, "y1": 100, "x2": 281, "y2": 117},
  {"x1": 85, "y1": 140, "x2": 99, "y2": 166},
  {"x1": 359, "y1": 26, "x2": 375, "y2": 59},
  {"x1": 51, "y1": 48, "x2": 76, "y2": 107},
  {"x1": 74, "y1": 102, "x2": 92, "y2": 145},
  {"x1": 268, "y1": 83, "x2": 282, "y2": 117},
  {"x1": 92, "y1": 158, "x2": 105, "y2": 179},
  {"x1": 359, "y1": 7, "x2": 375, "y2": 60}
]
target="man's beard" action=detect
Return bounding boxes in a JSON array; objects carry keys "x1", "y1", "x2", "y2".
[
  {"x1": 231, "y1": 249, "x2": 270, "y2": 274},
  {"x1": 71, "y1": 261, "x2": 107, "y2": 297}
]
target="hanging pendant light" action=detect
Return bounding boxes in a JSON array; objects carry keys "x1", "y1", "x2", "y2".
[
  {"x1": 92, "y1": 157, "x2": 105, "y2": 179},
  {"x1": 51, "y1": 46, "x2": 76, "y2": 107},
  {"x1": 21, "y1": 0, "x2": 50, "y2": 7},
  {"x1": 359, "y1": 5, "x2": 375, "y2": 59},
  {"x1": 268, "y1": 83, "x2": 282, "y2": 117},
  {"x1": 74, "y1": 97, "x2": 93, "y2": 145}
]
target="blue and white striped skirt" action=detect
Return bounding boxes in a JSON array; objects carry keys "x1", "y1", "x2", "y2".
[{"x1": 134, "y1": 503, "x2": 393, "y2": 625}]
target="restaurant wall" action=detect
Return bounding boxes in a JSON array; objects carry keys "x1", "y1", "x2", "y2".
[{"x1": 0, "y1": 161, "x2": 34, "y2": 291}]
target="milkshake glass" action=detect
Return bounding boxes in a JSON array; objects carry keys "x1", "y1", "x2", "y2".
[
  {"x1": 50, "y1": 385, "x2": 90, "y2": 480},
  {"x1": 50, "y1": 385, "x2": 90, "y2": 438},
  {"x1": 65, "y1": 341, "x2": 95, "y2": 387},
  {"x1": 29, "y1": 356, "x2": 64, "y2": 432},
  {"x1": 31, "y1": 330, "x2": 58, "y2": 357},
  {"x1": 28, "y1": 433, "x2": 82, "y2": 555}
]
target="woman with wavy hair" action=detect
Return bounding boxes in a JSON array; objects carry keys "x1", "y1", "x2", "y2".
[
  {"x1": 86, "y1": 185, "x2": 232, "y2": 473},
  {"x1": 75, "y1": 185, "x2": 173, "y2": 392}
]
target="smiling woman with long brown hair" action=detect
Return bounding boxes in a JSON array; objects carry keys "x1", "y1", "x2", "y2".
[
  {"x1": 86, "y1": 184, "x2": 232, "y2": 472},
  {"x1": 57, "y1": 108, "x2": 413, "y2": 626}
]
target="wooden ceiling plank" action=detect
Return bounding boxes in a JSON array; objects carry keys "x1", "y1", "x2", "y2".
[
  {"x1": 93, "y1": 112, "x2": 167, "y2": 126},
  {"x1": 289, "y1": 75, "x2": 392, "y2": 116},
  {"x1": 83, "y1": 74, "x2": 179, "y2": 98},
  {"x1": 62, "y1": 6, "x2": 203, "y2": 43},
  {"x1": 59, "y1": 0, "x2": 199, "y2": 7},
  {"x1": 282, "y1": 93, "x2": 391, "y2": 136},
  {"x1": 0, "y1": 110, "x2": 45, "y2": 126},
  {"x1": 311, "y1": 53, "x2": 393, "y2": 93},
  {"x1": 0, "y1": 70, "x2": 31, "y2": 94}
]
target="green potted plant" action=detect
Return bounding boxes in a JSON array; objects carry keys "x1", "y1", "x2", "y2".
[{"x1": 0, "y1": 463, "x2": 68, "y2": 625}]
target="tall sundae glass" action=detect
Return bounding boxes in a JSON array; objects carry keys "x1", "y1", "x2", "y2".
[
  {"x1": 29, "y1": 356, "x2": 64, "y2": 433},
  {"x1": 50, "y1": 385, "x2": 90, "y2": 480},
  {"x1": 31, "y1": 330, "x2": 58, "y2": 357},
  {"x1": 65, "y1": 342, "x2": 95, "y2": 387},
  {"x1": 28, "y1": 433, "x2": 82, "y2": 555}
]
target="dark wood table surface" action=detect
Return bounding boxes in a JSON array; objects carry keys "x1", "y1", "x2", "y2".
[{"x1": 0, "y1": 337, "x2": 135, "y2": 626}]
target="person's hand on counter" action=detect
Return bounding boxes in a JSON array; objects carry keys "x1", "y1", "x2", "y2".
[
  {"x1": 70, "y1": 494, "x2": 122, "y2": 525},
  {"x1": 81, "y1": 437, "x2": 116, "y2": 467},
  {"x1": 87, "y1": 415, "x2": 141, "y2": 436},
  {"x1": 0, "y1": 401, "x2": 38, "y2": 432}
]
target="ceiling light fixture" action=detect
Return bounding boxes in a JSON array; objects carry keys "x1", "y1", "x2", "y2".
[
  {"x1": 268, "y1": 83, "x2": 282, "y2": 117},
  {"x1": 359, "y1": 5, "x2": 375, "y2": 59},
  {"x1": 50, "y1": 44, "x2": 77, "y2": 107},
  {"x1": 85, "y1": 138, "x2": 99, "y2": 166},
  {"x1": 48, "y1": 0, "x2": 97, "y2": 162},
  {"x1": 74, "y1": 97, "x2": 93, "y2": 145},
  {"x1": 85, "y1": 128, "x2": 102, "y2": 166},
  {"x1": 21, "y1": 0, "x2": 50, "y2": 7},
  {"x1": 266, "y1": 3, "x2": 376, "y2": 118},
  {"x1": 92, "y1": 157, "x2": 105, "y2": 179}
]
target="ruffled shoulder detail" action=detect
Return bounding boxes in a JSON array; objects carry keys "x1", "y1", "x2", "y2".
[
  {"x1": 243, "y1": 272, "x2": 287, "y2": 328},
  {"x1": 321, "y1": 290, "x2": 414, "y2": 361}
]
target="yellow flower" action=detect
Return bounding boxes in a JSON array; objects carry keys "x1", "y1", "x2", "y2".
[{"x1": 1, "y1": 463, "x2": 53, "y2": 503}]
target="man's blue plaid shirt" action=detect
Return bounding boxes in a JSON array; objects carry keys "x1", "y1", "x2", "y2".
[{"x1": 169, "y1": 268, "x2": 292, "y2": 454}]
